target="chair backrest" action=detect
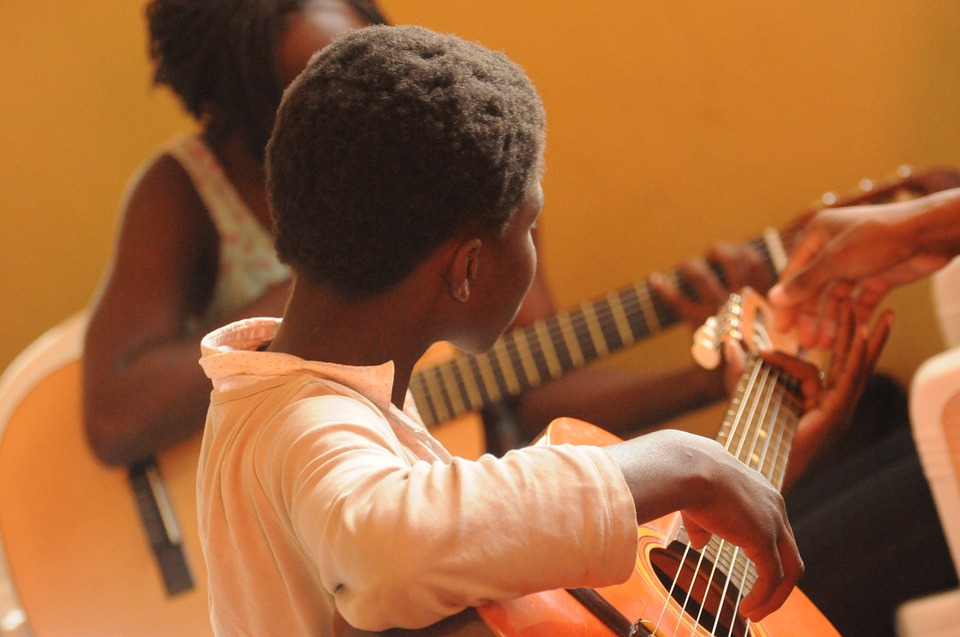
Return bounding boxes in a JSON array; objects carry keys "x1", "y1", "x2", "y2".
[
  {"x1": 910, "y1": 349, "x2": 960, "y2": 575},
  {"x1": 0, "y1": 312, "x2": 87, "y2": 637},
  {"x1": 932, "y1": 256, "x2": 960, "y2": 349},
  {"x1": 910, "y1": 265, "x2": 960, "y2": 582}
]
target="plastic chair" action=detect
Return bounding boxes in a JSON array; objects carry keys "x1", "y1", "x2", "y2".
[{"x1": 0, "y1": 312, "x2": 86, "y2": 637}]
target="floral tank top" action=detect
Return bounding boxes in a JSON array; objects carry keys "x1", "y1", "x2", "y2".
[{"x1": 164, "y1": 135, "x2": 291, "y2": 334}]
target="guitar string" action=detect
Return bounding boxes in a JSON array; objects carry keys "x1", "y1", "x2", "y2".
[
  {"x1": 705, "y1": 361, "x2": 780, "y2": 637},
  {"x1": 735, "y1": 364, "x2": 803, "y2": 633},
  {"x1": 709, "y1": 363, "x2": 779, "y2": 637},
  {"x1": 721, "y1": 365, "x2": 794, "y2": 637},
  {"x1": 688, "y1": 364, "x2": 770, "y2": 637},
  {"x1": 656, "y1": 356, "x2": 801, "y2": 637},
  {"x1": 722, "y1": 366, "x2": 800, "y2": 637},
  {"x1": 656, "y1": 359, "x2": 765, "y2": 637},
  {"x1": 712, "y1": 363, "x2": 785, "y2": 635}
]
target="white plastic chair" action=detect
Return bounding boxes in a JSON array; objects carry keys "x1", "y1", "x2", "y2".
[
  {"x1": 910, "y1": 256, "x2": 960, "y2": 576},
  {"x1": 900, "y1": 259, "x2": 960, "y2": 635},
  {"x1": 0, "y1": 312, "x2": 87, "y2": 637}
]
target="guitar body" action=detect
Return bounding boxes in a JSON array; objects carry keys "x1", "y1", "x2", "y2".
[
  {"x1": 0, "y1": 315, "x2": 212, "y2": 637},
  {"x1": 476, "y1": 418, "x2": 838, "y2": 637}
]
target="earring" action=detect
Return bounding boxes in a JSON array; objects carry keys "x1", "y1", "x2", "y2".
[{"x1": 454, "y1": 280, "x2": 470, "y2": 303}]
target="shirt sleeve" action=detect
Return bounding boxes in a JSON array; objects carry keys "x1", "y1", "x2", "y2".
[{"x1": 258, "y1": 395, "x2": 638, "y2": 632}]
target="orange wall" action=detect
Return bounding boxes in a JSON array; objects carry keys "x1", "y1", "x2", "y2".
[{"x1": 3, "y1": 2, "x2": 960, "y2": 426}]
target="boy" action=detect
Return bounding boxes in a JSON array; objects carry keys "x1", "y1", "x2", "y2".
[{"x1": 197, "y1": 24, "x2": 807, "y2": 635}]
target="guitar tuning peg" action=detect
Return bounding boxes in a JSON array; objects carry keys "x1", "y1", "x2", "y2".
[
  {"x1": 692, "y1": 316, "x2": 722, "y2": 370},
  {"x1": 819, "y1": 191, "x2": 838, "y2": 207}
]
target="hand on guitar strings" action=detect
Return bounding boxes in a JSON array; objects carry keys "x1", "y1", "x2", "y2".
[
  {"x1": 651, "y1": 240, "x2": 775, "y2": 332},
  {"x1": 725, "y1": 300, "x2": 893, "y2": 491}
]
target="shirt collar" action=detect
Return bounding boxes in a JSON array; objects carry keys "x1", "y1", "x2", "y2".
[{"x1": 200, "y1": 317, "x2": 400, "y2": 414}]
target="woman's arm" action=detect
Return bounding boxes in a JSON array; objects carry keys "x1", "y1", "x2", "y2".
[{"x1": 82, "y1": 152, "x2": 289, "y2": 466}]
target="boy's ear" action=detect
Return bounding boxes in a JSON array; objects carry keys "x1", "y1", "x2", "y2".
[{"x1": 445, "y1": 238, "x2": 482, "y2": 303}]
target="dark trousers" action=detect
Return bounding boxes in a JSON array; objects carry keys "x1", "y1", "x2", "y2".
[{"x1": 787, "y1": 425, "x2": 958, "y2": 637}]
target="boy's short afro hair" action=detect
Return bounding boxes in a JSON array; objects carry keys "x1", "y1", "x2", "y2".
[{"x1": 267, "y1": 24, "x2": 546, "y2": 298}]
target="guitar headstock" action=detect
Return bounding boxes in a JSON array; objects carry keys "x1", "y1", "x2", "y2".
[
  {"x1": 771, "y1": 166, "x2": 960, "y2": 263},
  {"x1": 691, "y1": 287, "x2": 802, "y2": 370},
  {"x1": 810, "y1": 165, "x2": 960, "y2": 211}
]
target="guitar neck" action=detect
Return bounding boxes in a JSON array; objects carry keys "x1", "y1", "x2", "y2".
[
  {"x1": 410, "y1": 229, "x2": 790, "y2": 429},
  {"x1": 699, "y1": 353, "x2": 803, "y2": 593},
  {"x1": 718, "y1": 353, "x2": 803, "y2": 488}
]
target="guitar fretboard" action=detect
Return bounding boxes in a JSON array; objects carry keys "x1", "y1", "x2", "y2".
[
  {"x1": 696, "y1": 353, "x2": 803, "y2": 594},
  {"x1": 409, "y1": 229, "x2": 791, "y2": 429}
]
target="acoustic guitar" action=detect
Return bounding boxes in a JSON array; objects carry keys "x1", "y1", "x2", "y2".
[
  {"x1": 344, "y1": 289, "x2": 838, "y2": 636},
  {"x1": 0, "y1": 167, "x2": 954, "y2": 636}
]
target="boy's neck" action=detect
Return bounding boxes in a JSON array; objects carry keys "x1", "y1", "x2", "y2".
[{"x1": 268, "y1": 276, "x2": 443, "y2": 408}]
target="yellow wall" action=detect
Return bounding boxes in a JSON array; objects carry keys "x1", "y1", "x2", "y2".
[{"x1": 3, "y1": 2, "x2": 960, "y2": 422}]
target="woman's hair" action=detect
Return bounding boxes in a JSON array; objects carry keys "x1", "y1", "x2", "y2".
[
  {"x1": 267, "y1": 25, "x2": 546, "y2": 298},
  {"x1": 145, "y1": 0, "x2": 387, "y2": 160}
]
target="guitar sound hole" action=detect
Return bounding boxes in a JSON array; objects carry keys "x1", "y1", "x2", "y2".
[{"x1": 650, "y1": 542, "x2": 751, "y2": 637}]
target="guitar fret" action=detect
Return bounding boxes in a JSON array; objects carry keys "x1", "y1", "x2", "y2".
[
  {"x1": 533, "y1": 320, "x2": 564, "y2": 378},
  {"x1": 619, "y1": 285, "x2": 652, "y2": 341},
  {"x1": 581, "y1": 302, "x2": 610, "y2": 358},
  {"x1": 502, "y1": 334, "x2": 532, "y2": 391},
  {"x1": 475, "y1": 352, "x2": 504, "y2": 405},
  {"x1": 545, "y1": 315, "x2": 576, "y2": 373},
  {"x1": 607, "y1": 291, "x2": 635, "y2": 348},
  {"x1": 741, "y1": 366, "x2": 773, "y2": 468},
  {"x1": 492, "y1": 341, "x2": 522, "y2": 395},
  {"x1": 557, "y1": 311, "x2": 586, "y2": 368},
  {"x1": 438, "y1": 361, "x2": 468, "y2": 420},
  {"x1": 762, "y1": 226, "x2": 789, "y2": 274},
  {"x1": 433, "y1": 366, "x2": 458, "y2": 425},
  {"x1": 634, "y1": 282, "x2": 662, "y2": 335},
  {"x1": 455, "y1": 355, "x2": 485, "y2": 412},
  {"x1": 511, "y1": 331, "x2": 542, "y2": 388},
  {"x1": 758, "y1": 383, "x2": 787, "y2": 483},
  {"x1": 596, "y1": 298, "x2": 626, "y2": 351},
  {"x1": 573, "y1": 312, "x2": 599, "y2": 361},
  {"x1": 412, "y1": 369, "x2": 443, "y2": 427}
]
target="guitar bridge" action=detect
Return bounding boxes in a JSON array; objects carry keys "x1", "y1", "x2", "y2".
[{"x1": 128, "y1": 460, "x2": 195, "y2": 597}]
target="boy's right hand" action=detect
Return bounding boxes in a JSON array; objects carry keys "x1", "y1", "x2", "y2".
[{"x1": 604, "y1": 430, "x2": 802, "y2": 622}]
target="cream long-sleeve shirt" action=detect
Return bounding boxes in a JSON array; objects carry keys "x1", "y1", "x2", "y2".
[{"x1": 198, "y1": 318, "x2": 638, "y2": 636}]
